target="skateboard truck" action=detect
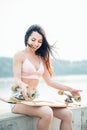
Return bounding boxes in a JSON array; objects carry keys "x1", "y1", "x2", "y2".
[
  {"x1": 58, "y1": 90, "x2": 81, "y2": 103},
  {"x1": 11, "y1": 85, "x2": 36, "y2": 100}
]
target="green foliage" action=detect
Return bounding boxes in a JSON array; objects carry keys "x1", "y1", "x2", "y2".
[{"x1": 0, "y1": 57, "x2": 87, "y2": 78}]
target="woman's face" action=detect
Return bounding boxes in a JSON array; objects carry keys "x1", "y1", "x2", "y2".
[{"x1": 27, "y1": 31, "x2": 43, "y2": 51}]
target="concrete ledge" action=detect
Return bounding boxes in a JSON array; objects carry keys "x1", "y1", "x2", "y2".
[
  {"x1": 0, "y1": 113, "x2": 60, "y2": 130},
  {"x1": 0, "y1": 113, "x2": 33, "y2": 130},
  {"x1": 0, "y1": 106, "x2": 87, "y2": 130}
]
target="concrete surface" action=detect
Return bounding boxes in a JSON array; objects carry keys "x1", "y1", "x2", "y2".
[{"x1": 0, "y1": 106, "x2": 87, "y2": 130}]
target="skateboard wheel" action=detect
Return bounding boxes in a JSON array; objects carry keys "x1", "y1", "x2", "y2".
[
  {"x1": 58, "y1": 90, "x2": 64, "y2": 95},
  {"x1": 27, "y1": 90, "x2": 36, "y2": 100},
  {"x1": 74, "y1": 96, "x2": 81, "y2": 102},
  {"x1": 11, "y1": 85, "x2": 19, "y2": 91}
]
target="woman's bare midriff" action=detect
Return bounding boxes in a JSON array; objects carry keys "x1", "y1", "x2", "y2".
[{"x1": 22, "y1": 78, "x2": 39, "y2": 90}]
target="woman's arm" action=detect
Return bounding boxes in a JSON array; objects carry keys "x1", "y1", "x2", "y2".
[
  {"x1": 13, "y1": 52, "x2": 27, "y2": 88},
  {"x1": 42, "y1": 62, "x2": 82, "y2": 96},
  {"x1": 13, "y1": 52, "x2": 28, "y2": 99}
]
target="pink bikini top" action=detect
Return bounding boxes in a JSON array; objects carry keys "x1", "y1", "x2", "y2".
[{"x1": 21, "y1": 59, "x2": 44, "y2": 79}]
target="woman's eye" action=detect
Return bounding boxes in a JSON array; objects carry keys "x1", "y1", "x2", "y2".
[
  {"x1": 39, "y1": 41, "x2": 42, "y2": 43},
  {"x1": 32, "y1": 39, "x2": 35, "y2": 41}
]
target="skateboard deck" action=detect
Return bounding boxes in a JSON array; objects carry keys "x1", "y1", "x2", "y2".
[{"x1": 0, "y1": 96, "x2": 67, "y2": 108}]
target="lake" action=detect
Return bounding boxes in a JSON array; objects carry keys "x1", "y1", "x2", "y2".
[{"x1": 0, "y1": 74, "x2": 87, "y2": 114}]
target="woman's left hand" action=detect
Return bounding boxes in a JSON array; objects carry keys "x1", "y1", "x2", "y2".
[{"x1": 70, "y1": 89, "x2": 82, "y2": 96}]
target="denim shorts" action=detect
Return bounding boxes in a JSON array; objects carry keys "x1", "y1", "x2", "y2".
[
  {"x1": 10, "y1": 103, "x2": 16, "y2": 110},
  {"x1": 10, "y1": 89, "x2": 39, "y2": 110}
]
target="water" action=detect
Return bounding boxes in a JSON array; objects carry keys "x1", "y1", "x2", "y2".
[{"x1": 0, "y1": 74, "x2": 87, "y2": 114}]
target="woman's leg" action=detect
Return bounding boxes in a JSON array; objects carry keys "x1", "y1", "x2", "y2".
[
  {"x1": 53, "y1": 107, "x2": 73, "y2": 130},
  {"x1": 12, "y1": 104, "x2": 53, "y2": 130}
]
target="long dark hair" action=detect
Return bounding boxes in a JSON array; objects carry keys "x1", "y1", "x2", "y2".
[{"x1": 25, "y1": 24, "x2": 53, "y2": 76}]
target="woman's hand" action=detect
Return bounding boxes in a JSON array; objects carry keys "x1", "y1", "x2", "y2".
[
  {"x1": 70, "y1": 89, "x2": 82, "y2": 96},
  {"x1": 21, "y1": 87, "x2": 29, "y2": 100}
]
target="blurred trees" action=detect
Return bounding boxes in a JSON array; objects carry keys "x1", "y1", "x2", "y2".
[{"x1": 0, "y1": 57, "x2": 87, "y2": 77}]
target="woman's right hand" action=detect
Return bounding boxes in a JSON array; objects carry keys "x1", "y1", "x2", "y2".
[{"x1": 21, "y1": 87, "x2": 29, "y2": 100}]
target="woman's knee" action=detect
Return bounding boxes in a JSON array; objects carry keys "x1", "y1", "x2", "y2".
[
  {"x1": 41, "y1": 106, "x2": 53, "y2": 120},
  {"x1": 63, "y1": 108, "x2": 73, "y2": 120}
]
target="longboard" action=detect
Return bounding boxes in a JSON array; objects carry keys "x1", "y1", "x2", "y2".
[
  {"x1": 11, "y1": 85, "x2": 81, "y2": 103},
  {"x1": 0, "y1": 86, "x2": 81, "y2": 108},
  {"x1": 0, "y1": 96, "x2": 67, "y2": 108}
]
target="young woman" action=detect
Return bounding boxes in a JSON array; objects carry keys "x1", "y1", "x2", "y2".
[{"x1": 12, "y1": 24, "x2": 81, "y2": 130}]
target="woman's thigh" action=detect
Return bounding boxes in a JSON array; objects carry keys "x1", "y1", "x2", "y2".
[
  {"x1": 52, "y1": 107, "x2": 72, "y2": 120},
  {"x1": 12, "y1": 104, "x2": 53, "y2": 118}
]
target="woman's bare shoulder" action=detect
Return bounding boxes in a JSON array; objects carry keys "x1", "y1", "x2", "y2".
[
  {"x1": 41, "y1": 58, "x2": 46, "y2": 68},
  {"x1": 13, "y1": 50, "x2": 25, "y2": 60},
  {"x1": 41, "y1": 58, "x2": 45, "y2": 64}
]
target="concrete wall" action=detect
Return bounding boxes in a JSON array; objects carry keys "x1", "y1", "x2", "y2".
[{"x1": 0, "y1": 107, "x2": 87, "y2": 130}]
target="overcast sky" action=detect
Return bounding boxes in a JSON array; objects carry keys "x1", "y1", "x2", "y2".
[{"x1": 0, "y1": 0, "x2": 87, "y2": 61}]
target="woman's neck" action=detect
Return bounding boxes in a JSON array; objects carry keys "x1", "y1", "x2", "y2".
[{"x1": 25, "y1": 46, "x2": 35, "y2": 55}]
